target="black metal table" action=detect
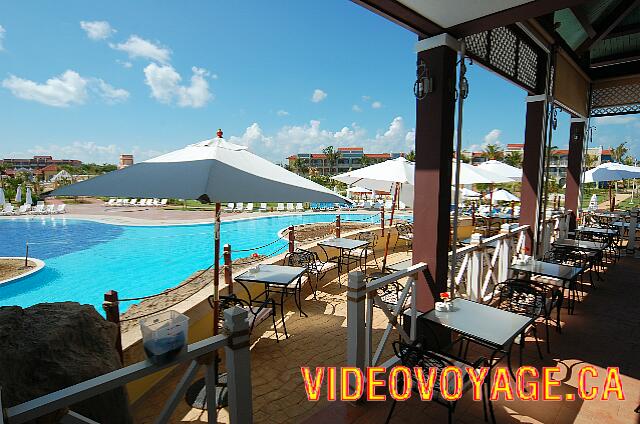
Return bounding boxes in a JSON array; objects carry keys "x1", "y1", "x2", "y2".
[
  {"x1": 509, "y1": 260, "x2": 583, "y2": 314},
  {"x1": 236, "y1": 264, "x2": 307, "y2": 331},
  {"x1": 422, "y1": 298, "x2": 534, "y2": 378},
  {"x1": 318, "y1": 237, "x2": 369, "y2": 285},
  {"x1": 387, "y1": 257, "x2": 413, "y2": 272},
  {"x1": 553, "y1": 238, "x2": 606, "y2": 280}
]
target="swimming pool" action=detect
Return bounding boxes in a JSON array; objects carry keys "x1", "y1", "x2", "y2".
[{"x1": 0, "y1": 213, "x2": 399, "y2": 313}]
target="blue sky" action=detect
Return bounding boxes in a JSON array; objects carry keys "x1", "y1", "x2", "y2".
[{"x1": 0, "y1": 0, "x2": 638, "y2": 164}]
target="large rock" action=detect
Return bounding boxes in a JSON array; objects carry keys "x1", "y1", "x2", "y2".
[{"x1": 0, "y1": 302, "x2": 132, "y2": 423}]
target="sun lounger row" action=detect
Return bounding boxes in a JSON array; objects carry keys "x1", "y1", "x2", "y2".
[
  {"x1": 0, "y1": 203, "x2": 66, "y2": 216},
  {"x1": 106, "y1": 198, "x2": 168, "y2": 207}
]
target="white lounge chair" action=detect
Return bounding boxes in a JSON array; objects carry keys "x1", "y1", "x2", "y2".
[
  {"x1": 106, "y1": 198, "x2": 117, "y2": 206},
  {"x1": 55, "y1": 204, "x2": 66, "y2": 214},
  {"x1": 286, "y1": 203, "x2": 295, "y2": 212},
  {"x1": 277, "y1": 203, "x2": 285, "y2": 212},
  {"x1": 224, "y1": 202, "x2": 235, "y2": 212},
  {"x1": 234, "y1": 202, "x2": 244, "y2": 212},
  {"x1": 384, "y1": 200, "x2": 394, "y2": 211},
  {"x1": 159, "y1": 199, "x2": 168, "y2": 206},
  {"x1": 296, "y1": 202, "x2": 304, "y2": 212},
  {"x1": 245, "y1": 202, "x2": 254, "y2": 212},
  {"x1": 30, "y1": 204, "x2": 45, "y2": 214},
  {"x1": 0, "y1": 204, "x2": 15, "y2": 215},
  {"x1": 18, "y1": 204, "x2": 31, "y2": 215},
  {"x1": 128, "y1": 199, "x2": 138, "y2": 206},
  {"x1": 259, "y1": 203, "x2": 268, "y2": 212},
  {"x1": 44, "y1": 204, "x2": 56, "y2": 214}
]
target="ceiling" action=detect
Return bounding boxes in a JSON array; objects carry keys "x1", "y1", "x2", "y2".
[{"x1": 395, "y1": 0, "x2": 533, "y2": 27}]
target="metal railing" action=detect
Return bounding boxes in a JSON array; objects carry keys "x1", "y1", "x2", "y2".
[
  {"x1": 346, "y1": 263, "x2": 428, "y2": 376},
  {"x1": 540, "y1": 211, "x2": 571, "y2": 256},
  {"x1": 2, "y1": 307, "x2": 253, "y2": 424}
]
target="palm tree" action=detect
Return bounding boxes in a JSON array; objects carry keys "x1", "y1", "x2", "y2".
[
  {"x1": 322, "y1": 146, "x2": 341, "y2": 175},
  {"x1": 292, "y1": 158, "x2": 309, "y2": 175},
  {"x1": 482, "y1": 144, "x2": 504, "y2": 160},
  {"x1": 360, "y1": 155, "x2": 372, "y2": 167},
  {"x1": 623, "y1": 155, "x2": 636, "y2": 166},
  {"x1": 504, "y1": 151, "x2": 523, "y2": 168},
  {"x1": 584, "y1": 154, "x2": 598, "y2": 169},
  {"x1": 610, "y1": 142, "x2": 629, "y2": 163},
  {"x1": 405, "y1": 150, "x2": 416, "y2": 162}
]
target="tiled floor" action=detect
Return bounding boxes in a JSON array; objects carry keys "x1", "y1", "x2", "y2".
[{"x1": 132, "y1": 248, "x2": 640, "y2": 424}]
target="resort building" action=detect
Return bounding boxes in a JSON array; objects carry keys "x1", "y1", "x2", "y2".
[
  {"x1": 0, "y1": 155, "x2": 82, "y2": 170},
  {"x1": 119, "y1": 154, "x2": 134, "y2": 169},
  {"x1": 286, "y1": 147, "x2": 405, "y2": 175}
]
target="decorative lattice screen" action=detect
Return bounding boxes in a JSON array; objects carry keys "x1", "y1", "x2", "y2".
[{"x1": 590, "y1": 82, "x2": 640, "y2": 117}]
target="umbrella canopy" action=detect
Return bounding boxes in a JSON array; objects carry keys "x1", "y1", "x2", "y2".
[
  {"x1": 51, "y1": 137, "x2": 347, "y2": 203},
  {"x1": 484, "y1": 189, "x2": 520, "y2": 202},
  {"x1": 0, "y1": 188, "x2": 5, "y2": 205},
  {"x1": 51, "y1": 169, "x2": 72, "y2": 182},
  {"x1": 583, "y1": 162, "x2": 640, "y2": 183},
  {"x1": 15, "y1": 184, "x2": 22, "y2": 203},
  {"x1": 333, "y1": 157, "x2": 414, "y2": 193},
  {"x1": 453, "y1": 162, "x2": 514, "y2": 185},
  {"x1": 477, "y1": 160, "x2": 522, "y2": 181},
  {"x1": 453, "y1": 187, "x2": 482, "y2": 198},
  {"x1": 346, "y1": 186, "x2": 373, "y2": 194},
  {"x1": 25, "y1": 187, "x2": 33, "y2": 205}
]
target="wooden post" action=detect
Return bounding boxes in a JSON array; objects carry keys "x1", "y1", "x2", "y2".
[
  {"x1": 380, "y1": 206, "x2": 385, "y2": 236},
  {"x1": 24, "y1": 241, "x2": 29, "y2": 268},
  {"x1": 103, "y1": 290, "x2": 123, "y2": 364},
  {"x1": 223, "y1": 306, "x2": 253, "y2": 424},
  {"x1": 224, "y1": 244, "x2": 232, "y2": 295},
  {"x1": 498, "y1": 224, "x2": 512, "y2": 283},
  {"x1": 467, "y1": 234, "x2": 483, "y2": 302},
  {"x1": 335, "y1": 214, "x2": 341, "y2": 238},
  {"x1": 346, "y1": 271, "x2": 366, "y2": 393},
  {"x1": 628, "y1": 208, "x2": 637, "y2": 253},
  {"x1": 288, "y1": 225, "x2": 295, "y2": 253}
]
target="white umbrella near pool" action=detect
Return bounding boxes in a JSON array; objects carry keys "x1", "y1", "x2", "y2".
[
  {"x1": 50, "y1": 129, "x2": 348, "y2": 379},
  {"x1": 0, "y1": 188, "x2": 5, "y2": 206},
  {"x1": 25, "y1": 187, "x2": 33, "y2": 205},
  {"x1": 15, "y1": 184, "x2": 22, "y2": 203},
  {"x1": 484, "y1": 189, "x2": 520, "y2": 202},
  {"x1": 477, "y1": 160, "x2": 522, "y2": 181},
  {"x1": 583, "y1": 162, "x2": 640, "y2": 211}
]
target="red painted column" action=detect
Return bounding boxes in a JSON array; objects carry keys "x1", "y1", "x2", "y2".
[
  {"x1": 519, "y1": 96, "x2": 547, "y2": 254},
  {"x1": 566, "y1": 119, "x2": 586, "y2": 230},
  {"x1": 413, "y1": 43, "x2": 457, "y2": 312}
]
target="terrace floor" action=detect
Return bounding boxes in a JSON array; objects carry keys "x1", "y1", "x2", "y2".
[{"x1": 131, "y1": 247, "x2": 640, "y2": 424}]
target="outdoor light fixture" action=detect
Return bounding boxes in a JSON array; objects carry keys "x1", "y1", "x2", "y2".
[{"x1": 414, "y1": 59, "x2": 432, "y2": 100}]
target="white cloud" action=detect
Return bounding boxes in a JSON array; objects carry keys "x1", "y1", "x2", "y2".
[
  {"x1": 116, "y1": 59, "x2": 133, "y2": 68},
  {"x1": 2, "y1": 70, "x2": 88, "y2": 107},
  {"x1": 483, "y1": 128, "x2": 502, "y2": 145},
  {"x1": 276, "y1": 110, "x2": 289, "y2": 116},
  {"x1": 352, "y1": 104, "x2": 362, "y2": 112},
  {"x1": 143, "y1": 63, "x2": 212, "y2": 108},
  {"x1": 228, "y1": 116, "x2": 414, "y2": 161},
  {"x1": 371, "y1": 101, "x2": 382, "y2": 109},
  {"x1": 311, "y1": 89, "x2": 327, "y2": 103},
  {"x1": 110, "y1": 35, "x2": 171, "y2": 64},
  {"x1": 594, "y1": 115, "x2": 638, "y2": 125},
  {"x1": 80, "y1": 21, "x2": 115, "y2": 40},
  {"x1": 1, "y1": 70, "x2": 129, "y2": 107},
  {"x1": 5, "y1": 141, "x2": 165, "y2": 164},
  {"x1": 0, "y1": 25, "x2": 6, "y2": 51},
  {"x1": 94, "y1": 79, "x2": 129, "y2": 103},
  {"x1": 362, "y1": 95, "x2": 371, "y2": 102}
]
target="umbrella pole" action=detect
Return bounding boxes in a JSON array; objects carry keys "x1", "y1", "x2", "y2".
[
  {"x1": 609, "y1": 184, "x2": 613, "y2": 212},
  {"x1": 213, "y1": 202, "x2": 221, "y2": 389},
  {"x1": 389, "y1": 182, "x2": 399, "y2": 227}
]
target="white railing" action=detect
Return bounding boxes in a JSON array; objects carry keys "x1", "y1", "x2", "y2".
[
  {"x1": 3, "y1": 307, "x2": 253, "y2": 424},
  {"x1": 346, "y1": 263, "x2": 427, "y2": 378},
  {"x1": 539, "y1": 211, "x2": 571, "y2": 256},
  {"x1": 448, "y1": 224, "x2": 529, "y2": 303}
]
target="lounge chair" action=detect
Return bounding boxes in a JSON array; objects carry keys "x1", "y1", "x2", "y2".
[
  {"x1": 130, "y1": 199, "x2": 140, "y2": 206},
  {"x1": 30, "y1": 204, "x2": 45, "y2": 214},
  {"x1": 325, "y1": 203, "x2": 336, "y2": 211},
  {"x1": 384, "y1": 200, "x2": 393, "y2": 211},
  {"x1": 244, "y1": 202, "x2": 254, "y2": 212},
  {"x1": 259, "y1": 203, "x2": 268, "y2": 212},
  {"x1": 224, "y1": 202, "x2": 235, "y2": 212},
  {"x1": 18, "y1": 204, "x2": 31, "y2": 215},
  {"x1": 286, "y1": 203, "x2": 295, "y2": 212},
  {"x1": 106, "y1": 198, "x2": 117, "y2": 206},
  {"x1": 234, "y1": 202, "x2": 244, "y2": 212},
  {"x1": 277, "y1": 203, "x2": 285, "y2": 212},
  {"x1": 45, "y1": 204, "x2": 56, "y2": 214},
  {"x1": 159, "y1": 199, "x2": 168, "y2": 206},
  {"x1": 296, "y1": 202, "x2": 304, "y2": 212},
  {"x1": 55, "y1": 204, "x2": 66, "y2": 214},
  {"x1": 122, "y1": 199, "x2": 132, "y2": 207},
  {"x1": 0, "y1": 204, "x2": 15, "y2": 215}
]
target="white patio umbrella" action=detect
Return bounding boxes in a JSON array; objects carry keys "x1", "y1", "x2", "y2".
[
  {"x1": 454, "y1": 162, "x2": 514, "y2": 185},
  {"x1": 50, "y1": 130, "x2": 347, "y2": 347},
  {"x1": 51, "y1": 169, "x2": 72, "y2": 182},
  {"x1": 453, "y1": 187, "x2": 482, "y2": 198},
  {"x1": 484, "y1": 189, "x2": 520, "y2": 202},
  {"x1": 477, "y1": 160, "x2": 522, "y2": 181},
  {"x1": 15, "y1": 184, "x2": 22, "y2": 203},
  {"x1": 25, "y1": 187, "x2": 33, "y2": 205},
  {"x1": 0, "y1": 188, "x2": 5, "y2": 206},
  {"x1": 583, "y1": 162, "x2": 640, "y2": 211}
]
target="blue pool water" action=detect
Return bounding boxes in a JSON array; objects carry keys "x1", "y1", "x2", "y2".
[{"x1": 0, "y1": 213, "x2": 397, "y2": 313}]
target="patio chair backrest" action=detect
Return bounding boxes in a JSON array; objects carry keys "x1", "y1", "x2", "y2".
[
  {"x1": 491, "y1": 279, "x2": 547, "y2": 318},
  {"x1": 396, "y1": 222, "x2": 412, "y2": 237},
  {"x1": 356, "y1": 231, "x2": 377, "y2": 247},
  {"x1": 284, "y1": 249, "x2": 315, "y2": 269}
]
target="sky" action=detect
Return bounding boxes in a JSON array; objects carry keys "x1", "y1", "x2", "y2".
[{"x1": 0, "y1": 0, "x2": 638, "y2": 165}]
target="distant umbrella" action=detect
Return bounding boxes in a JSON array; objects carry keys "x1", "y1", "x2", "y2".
[
  {"x1": 0, "y1": 188, "x2": 5, "y2": 205},
  {"x1": 15, "y1": 184, "x2": 22, "y2": 203},
  {"x1": 25, "y1": 187, "x2": 33, "y2": 205}
]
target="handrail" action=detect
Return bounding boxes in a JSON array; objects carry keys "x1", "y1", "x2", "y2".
[{"x1": 364, "y1": 262, "x2": 427, "y2": 293}]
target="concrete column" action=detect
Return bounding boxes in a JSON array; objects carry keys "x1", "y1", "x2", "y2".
[
  {"x1": 519, "y1": 95, "x2": 547, "y2": 254},
  {"x1": 566, "y1": 118, "x2": 586, "y2": 230},
  {"x1": 346, "y1": 271, "x2": 366, "y2": 391},
  {"x1": 413, "y1": 36, "x2": 458, "y2": 312}
]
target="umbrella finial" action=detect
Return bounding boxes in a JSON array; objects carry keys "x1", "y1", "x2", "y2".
[{"x1": 216, "y1": 128, "x2": 223, "y2": 138}]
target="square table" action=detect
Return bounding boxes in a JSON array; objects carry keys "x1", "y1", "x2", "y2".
[
  {"x1": 236, "y1": 264, "x2": 307, "y2": 332},
  {"x1": 318, "y1": 237, "x2": 370, "y2": 285},
  {"x1": 387, "y1": 257, "x2": 413, "y2": 272},
  {"x1": 509, "y1": 260, "x2": 582, "y2": 314},
  {"x1": 422, "y1": 298, "x2": 533, "y2": 377}
]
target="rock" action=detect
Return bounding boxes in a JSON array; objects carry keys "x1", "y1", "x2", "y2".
[{"x1": 0, "y1": 302, "x2": 132, "y2": 424}]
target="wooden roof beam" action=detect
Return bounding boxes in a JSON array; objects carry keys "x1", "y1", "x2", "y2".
[
  {"x1": 577, "y1": 0, "x2": 640, "y2": 54},
  {"x1": 570, "y1": 6, "x2": 596, "y2": 38}
]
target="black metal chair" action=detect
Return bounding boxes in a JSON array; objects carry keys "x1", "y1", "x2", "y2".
[
  {"x1": 283, "y1": 249, "x2": 336, "y2": 300},
  {"x1": 385, "y1": 340, "x2": 492, "y2": 424},
  {"x1": 394, "y1": 222, "x2": 413, "y2": 252},
  {"x1": 344, "y1": 231, "x2": 378, "y2": 272},
  {"x1": 208, "y1": 278, "x2": 283, "y2": 341}
]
